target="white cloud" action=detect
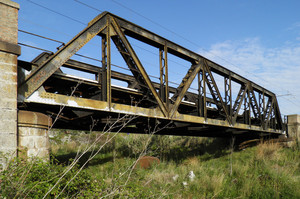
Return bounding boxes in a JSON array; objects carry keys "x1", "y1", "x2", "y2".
[
  {"x1": 200, "y1": 37, "x2": 300, "y2": 115},
  {"x1": 287, "y1": 22, "x2": 300, "y2": 31}
]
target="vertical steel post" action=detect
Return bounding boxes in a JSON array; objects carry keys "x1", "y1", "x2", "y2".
[
  {"x1": 225, "y1": 78, "x2": 229, "y2": 105},
  {"x1": 164, "y1": 45, "x2": 169, "y2": 111},
  {"x1": 248, "y1": 88, "x2": 251, "y2": 126},
  {"x1": 198, "y1": 66, "x2": 207, "y2": 119},
  {"x1": 101, "y1": 36, "x2": 107, "y2": 101},
  {"x1": 259, "y1": 92, "x2": 263, "y2": 126},
  {"x1": 224, "y1": 74, "x2": 232, "y2": 123},
  {"x1": 198, "y1": 71, "x2": 204, "y2": 117},
  {"x1": 262, "y1": 91, "x2": 265, "y2": 128},
  {"x1": 159, "y1": 49, "x2": 164, "y2": 100},
  {"x1": 270, "y1": 108, "x2": 274, "y2": 129},
  {"x1": 106, "y1": 22, "x2": 111, "y2": 108},
  {"x1": 229, "y1": 75, "x2": 232, "y2": 124},
  {"x1": 101, "y1": 19, "x2": 111, "y2": 108},
  {"x1": 244, "y1": 90, "x2": 248, "y2": 124},
  {"x1": 159, "y1": 44, "x2": 169, "y2": 110}
]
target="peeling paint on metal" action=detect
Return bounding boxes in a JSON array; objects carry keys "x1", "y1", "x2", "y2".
[{"x1": 67, "y1": 99, "x2": 78, "y2": 107}]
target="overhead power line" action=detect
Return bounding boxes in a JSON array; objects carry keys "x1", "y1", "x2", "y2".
[
  {"x1": 26, "y1": 0, "x2": 86, "y2": 25},
  {"x1": 109, "y1": 0, "x2": 300, "y2": 105},
  {"x1": 109, "y1": 0, "x2": 202, "y2": 50},
  {"x1": 19, "y1": 29, "x2": 65, "y2": 44},
  {"x1": 20, "y1": 1, "x2": 299, "y2": 111},
  {"x1": 18, "y1": 42, "x2": 295, "y2": 114},
  {"x1": 23, "y1": 0, "x2": 193, "y2": 72},
  {"x1": 18, "y1": 41, "x2": 189, "y2": 90},
  {"x1": 19, "y1": 17, "x2": 73, "y2": 38},
  {"x1": 18, "y1": 29, "x2": 185, "y2": 80},
  {"x1": 74, "y1": 0, "x2": 103, "y2": 13},
  {"x1": 18, "y1": 42, "x2": 53, "y2": 53},
  {"x1": 73, "y1": 0, "x2": 293, "y2": 96},
  {"x1": 24, "y1": 0, "x2": 297, "y2": 100}
]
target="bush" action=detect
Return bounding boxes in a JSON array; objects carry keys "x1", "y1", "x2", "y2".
[{"x1": 0, "y1": 157, "x2": 93, "y2": 198}]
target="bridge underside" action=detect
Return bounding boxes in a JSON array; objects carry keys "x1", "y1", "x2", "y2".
[{"x1": 17, "y1": 12, "x2": 285, "y2": 139}]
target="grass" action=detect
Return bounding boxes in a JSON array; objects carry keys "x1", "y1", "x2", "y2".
[{"x1": 1, "y1": 130, "x2": 300, "y2": 198}]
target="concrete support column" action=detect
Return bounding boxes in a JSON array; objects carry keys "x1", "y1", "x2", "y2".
[
  {"x1": 18, "y1": 110, "x2": 52, "y2": 161},
  {"x1": 0, "y1": 0, "x2": 21, "y2": 170},
  {"x1": 287, "y1": 114, "x2": 300, "y2": 141}
]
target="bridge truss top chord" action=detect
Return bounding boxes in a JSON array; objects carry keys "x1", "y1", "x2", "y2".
[{"x1": 17, "y1": 12, "x2": 285, "y2": 138}]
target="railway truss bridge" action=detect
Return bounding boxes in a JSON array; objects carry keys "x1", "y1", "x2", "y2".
[{"x1": 18, "y1": 12, "x2": 286, "y2": 139}]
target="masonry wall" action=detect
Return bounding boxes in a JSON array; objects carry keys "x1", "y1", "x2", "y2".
[
  {"x1": 0, "y1": 0, "x2": 20, "y2": 170},
  {"x1": 287, "y1": 114, "x2": 300, "y2": 141},
  {"x1": 18, "y1": 111, "x2": 51, "y2": 161}
]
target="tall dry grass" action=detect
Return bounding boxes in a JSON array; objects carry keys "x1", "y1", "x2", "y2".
[{"x1": 256, "y1": 141, "x2": 282, "y2": 161}]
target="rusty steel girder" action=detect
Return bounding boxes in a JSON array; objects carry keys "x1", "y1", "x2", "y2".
[{"x1": 18, "y1": 12, "x2": 284, "y2": 137}]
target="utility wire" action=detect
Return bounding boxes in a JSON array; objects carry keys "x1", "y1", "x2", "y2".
[
  {"x1": 18, "y1": 40, "x2": 199, "y2": 92},
  {"x1": 23, "y1": 1, "x2": 190, "y2": 71},
  {"x1": 26, "y1": 0, "x2": 86, "y2": 25},
  {"x1": 19, "y1": 17, "x2": 73, "y2": 37},
  {"x1": 20, "y1": 2, "x2": 299, "y2": 109},
  {"x1": 17, "y1": 1, "x2": 298, "y2": 123},
  {"x1": 19, "y1": 29, "x2": 65, "y2": 44},
  {"x1": 18, "y1": 38, "x2": 162, "y2": 81},
  {"x1": 24, "y1": 0, "x2": 296, "y2": 102},
  {"x1": 20, "y1": 43, "x2": 295, "y2": 112},
  {"x1": 108, "y1": 0, "x2": 297, "y2": 102},
  {"x1": 18, "y1": 31, "x2": 294, "y2": 103},
  {"x1": 109, "y1": 0, "x2": 201, "y2": 50},
  {"x1": 74, "y1": 0, "x2": 103, "y2": 13},
  {"x1": 18, "y1": 28, "x2": 188, "y2": 83},
  {"x1": 18, "y1": 42, "x2": 53, "y2": 53}
]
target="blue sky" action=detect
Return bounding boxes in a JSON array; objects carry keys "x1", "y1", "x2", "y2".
[{"x1": 15, "y1": 0, "x2": 300, "y2": 116}]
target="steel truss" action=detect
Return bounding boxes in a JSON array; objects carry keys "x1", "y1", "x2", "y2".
[{"x1": 18, "y1": 12, "x2": 284, "y2": 137}]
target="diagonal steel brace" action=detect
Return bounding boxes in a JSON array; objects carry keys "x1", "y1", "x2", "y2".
[{"x1": 19, "y1": 12, "x2": 109, "y2": 98}]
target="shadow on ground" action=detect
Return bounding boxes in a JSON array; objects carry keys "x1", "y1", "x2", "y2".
[
  {"x1": 51, "y1": 151, "x2": 114, "y2": 167},
  {"x1": 51, "y1": 135, "x2": 239, "y2": 166}
]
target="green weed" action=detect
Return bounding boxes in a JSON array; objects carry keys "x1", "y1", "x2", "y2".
[{"x1": 1, "y1": 132, "x2": 299, "y2": 198}]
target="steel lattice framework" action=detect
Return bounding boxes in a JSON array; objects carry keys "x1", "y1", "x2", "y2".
[{"x1": 18, "y1": 12, "x2": 285, "y2": 138}]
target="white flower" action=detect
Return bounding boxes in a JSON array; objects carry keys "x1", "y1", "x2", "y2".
[
  {"x1": 188, "y1": 171, "x2": 196, "y2": 182},
  {"x1": 172, "y1": 174, "x2": 179, "y2": 181}
]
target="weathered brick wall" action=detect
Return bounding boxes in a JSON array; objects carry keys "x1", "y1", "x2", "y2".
[{"x1": 0, "y1": 0, "x2": 20, "y2": 170}]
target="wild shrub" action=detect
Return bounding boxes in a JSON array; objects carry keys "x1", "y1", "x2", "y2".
[
  {"x1": 0, "y1": 157, "x2": 93, "y2": 198},
  {"x1": 115, "y1": 134, "x2": 150, "y2": 157}
]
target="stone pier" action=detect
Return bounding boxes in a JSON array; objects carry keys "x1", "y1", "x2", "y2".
[
  {"x1": 0, "y1": 0, "x2": 20, "y2": 170},
  {"x1": 18, "y1": 111, "x2": 52, "y2": 161},
  {"x1": 0, "y1": 0, "x2": 52, "y2": 170},
  {"x1": 287, "y1": 114, "x2": 300, "y2": 142}
]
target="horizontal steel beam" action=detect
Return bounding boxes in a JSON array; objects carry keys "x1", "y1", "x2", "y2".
[{"x1": 24, "y1": 89, "x2": 282, "y2": 134}]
